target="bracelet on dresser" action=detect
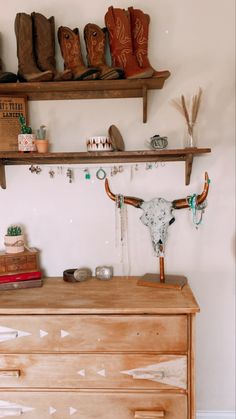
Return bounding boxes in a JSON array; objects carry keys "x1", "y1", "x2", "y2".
[{"x1": 63, "y1": 268, "x2": 92, "y2": 282}]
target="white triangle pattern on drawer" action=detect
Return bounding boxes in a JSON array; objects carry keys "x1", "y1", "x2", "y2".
[
  {"x1": 121, "y1": 356, "x2": 187, "y2": 389},
  {"x1": 0, "y1": 326, "x2": 31, "y2": 343},
  {"x1": 0, "y1": 400, "x2": 34, "y2": 417}
]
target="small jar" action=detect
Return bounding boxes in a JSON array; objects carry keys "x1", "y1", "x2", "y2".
[{"x1": 95, "y1": 266, "x2": 113, "y2": 280}]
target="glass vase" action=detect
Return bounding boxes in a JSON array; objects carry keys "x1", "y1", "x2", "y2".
[{"x1": 184, "y1": 124, "x2": 197, "y2": 148}]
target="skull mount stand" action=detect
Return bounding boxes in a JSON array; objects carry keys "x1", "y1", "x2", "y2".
[{"x1": 137, "y1": 249, "x2": 187, "y2": 290}]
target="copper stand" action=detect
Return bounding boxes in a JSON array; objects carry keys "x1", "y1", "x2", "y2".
[{"x1": 137, "y1": 256, "x2": 187, "y2": 290}]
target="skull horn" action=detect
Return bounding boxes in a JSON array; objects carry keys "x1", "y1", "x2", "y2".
[
  {"x1": 172, "y1": 172, "x2": 210, "y2": 209},
  {"x1": 105, "y1": 178, "x2": 144, "y2": 208}
]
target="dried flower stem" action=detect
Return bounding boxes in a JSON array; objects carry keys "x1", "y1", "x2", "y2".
[{"x1": 172, "y1": 88, "x2": 203, "y2": 138}]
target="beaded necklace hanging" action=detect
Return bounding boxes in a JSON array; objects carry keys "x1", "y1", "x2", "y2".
[
  {"x1": 187, "y1": 193, "x2": 207, "y2": 228},
  {"x1": 115, "y1": 194, "x2": 130, "y2": 276}
]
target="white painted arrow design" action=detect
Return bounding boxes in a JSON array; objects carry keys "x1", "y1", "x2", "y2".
[
  {"x1": 60, "y1": 329, "x2": 70, "y2": 338},
  {"x1": 121, "y1": 357, "x2": 187, "y2": 389},
  {"x1": 39, "y1": 329, "x2": 48, "y2": 338},
  {"x1": 0, "y1": 400, "x2": 34, "y2": 417},
  {"x1": 77, "y1": 369, "x2": 85, "y2": 377},
  {"x1": 97, "y1": 369, "x2": 106, "y2": 377},
  {"x1": 49, "y1": 406, "x2": 57, "y2": 415},
  {"x1": 69, "y1": 407, "x2": 77, "y2": 415},
  {"x1": 0, "y1": 326, "x2": 31, "y2": 343}
]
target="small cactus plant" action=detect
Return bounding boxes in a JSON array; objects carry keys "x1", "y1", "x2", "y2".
[
  {"x1": 7, "y1": 225, "x2": 22, "y2": 236},
  {"x1": 36, "y1": 125, "x2": 47, "y2": 139},
  {"x1": 19, "y1": 114, "x2": 32, "y2": 134}
]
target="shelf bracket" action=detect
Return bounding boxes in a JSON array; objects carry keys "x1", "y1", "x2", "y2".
[
  {"x1": 0, "y1": 163, "x2": 6, "y2": 189},
  {"x1": 185, "y1": 153, "x2": 194, "y2": 185},
  {"x1": 142, "y1": 85, "x2": 148, "y2": 123}
]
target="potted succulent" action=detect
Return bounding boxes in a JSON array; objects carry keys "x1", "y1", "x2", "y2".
[
  {"x1": 18, "y1": 114, "x2": 36, "y2": 152},
  {"x1": 4, "y1": 225, "x2": 25, "y2": 254},
  {"x1": 35, "y1": 125, "x2": 49, "y2": 153}
]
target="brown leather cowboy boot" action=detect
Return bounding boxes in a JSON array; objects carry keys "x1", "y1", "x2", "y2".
[
  {"x1": 84, "y1": 23, "x2": 124, "y2": 80},
  {"x1": 104, "y1": 6, "x2": 153, "y2": 79},
  {"x1": 58, "y1": 26, "x2": 100, "y2": 80},
  {"x1": 31, "y1": 12, "x2": 72, "y2": 81},
  {"x1": 128, "y1": 7, "x2": 170, "y2": 80},
  {"x1": 0, "y1": 57, "x2": 17, "y2": 83},
  {"x1": 14, "y1": 13, "x2": 53, "y2": 82}
]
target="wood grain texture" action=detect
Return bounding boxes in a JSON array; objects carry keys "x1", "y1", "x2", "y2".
[
  {"x1": 0, "y1": 314, "x2": 187, "y2": 353},
  {"x1": 0, "y1": 354, "x2": 187, "y2": 390},
  {"x1": 0, "y1": 392, "x2": 187, "y2": 419},
  {"x1": 0, "y1": 277, "x2": 200, "y2": 315}
]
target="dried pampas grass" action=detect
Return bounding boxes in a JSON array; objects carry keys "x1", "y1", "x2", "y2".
[{"x1": 172, "y1": 88, "x2": 203, "y2": 137}]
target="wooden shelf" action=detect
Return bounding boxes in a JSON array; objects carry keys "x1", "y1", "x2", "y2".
[
  {"x1": 0, "y1": 77, "x2": 168, "y2": 123},
  {"x1": 0, "y1": 148, "x2": 211, "y2": 189}
]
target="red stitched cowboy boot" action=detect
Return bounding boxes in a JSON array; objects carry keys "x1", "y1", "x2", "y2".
[
  {"x1": 128, "y1": 7, "x2": 170, "y2": 80},
  {"x1": 58, "y1": 26, "x2": 100, "y2": 80},
  {"x1": 84, "y1": 23, "x2": 124, "y2": 80},
  {"x1": 14, "y1": 13, "x2": 53, "y2": 82},
  {"x1": 31, "y1": 12, "x2": 72, "y2": 81},
  {"x1": 105, "y1": 6, "x2": 153, "y2": 79}
]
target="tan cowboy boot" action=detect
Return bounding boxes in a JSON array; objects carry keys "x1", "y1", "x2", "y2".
[
  {"x1": 58, "y1": 26, "x2": 100, "y2": 80},
  {"x1": 31, "y1": 12, "x2": 72, "y2": 81},
  {"x1": 128, "y1": 7, "x2": 170, "y2": 80},
  {"x1": 105, "y1": 6, "x2": 153, "y2": 79},
  {"x1": 84, "y1": 23, "x2": 124, "y2": 80},
  {"x1": 14, "y1": 13, "x2": 53, "y2": 82}
]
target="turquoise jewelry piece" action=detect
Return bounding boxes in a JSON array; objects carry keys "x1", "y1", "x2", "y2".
[
  {"x1": 96, "y1": 168, "x2": 106, "y2": 180},
  {"x1": 188, "y1": 193, "x2": 207, "y2": 228}
]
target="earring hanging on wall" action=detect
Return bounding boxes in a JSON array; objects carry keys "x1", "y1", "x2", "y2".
[
  {"x1": 84, "y1": 168, "x2": 91, "y2": 180},
  {"x1": 49, "y1": 169, "x2": 55, "y2": 179},
  {"x1": 96, "y1": 168, "x2": 106, "y2": 180},
  {"x1": 66, "y1": 168, "x2": 73, "y2": 183}
]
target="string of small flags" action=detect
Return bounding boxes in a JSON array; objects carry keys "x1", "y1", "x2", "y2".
[{"x1": 28, "y1": 162, "x2": 166, "y2": 183}]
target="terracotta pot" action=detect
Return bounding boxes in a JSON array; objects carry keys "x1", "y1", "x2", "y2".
[
  {"x1": 4, "y1": 234, "x2": 25, "y2": 253},
  {"x1": 35, "y1": 139, "x2": 49, "y2": 153}
]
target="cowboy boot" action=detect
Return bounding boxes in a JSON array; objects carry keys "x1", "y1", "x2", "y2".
[
  {"x1": 31, "y1": 12, "x2": 72, "y2": 81},
  {"x1": 0, "y1": 57, "x2": 17, "y2": 83},
  {"x1": 104, "y1": 6, "x2": 153, "y2": 79},
  {"x1": 128, "y1": 7, "x2": 170, "y2": 80},
  {"x1": 58, "y1": 26, "x2": 100, "y2": 80},
  {"x1": 14, "y1": 13, "x2": 53, "y2": 82},
  {"x1": 84, "y1": 23, "x2": 124, "y2": 80}
]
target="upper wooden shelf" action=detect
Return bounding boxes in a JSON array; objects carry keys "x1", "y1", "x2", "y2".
[
  {"x1": 0, "y1": 148, "x2": 211, "y2": 189},
  {"x1": 0, "y1": 78, "x2": 167, "y2": 123}
]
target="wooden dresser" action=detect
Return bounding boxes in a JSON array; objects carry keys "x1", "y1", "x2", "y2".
[{"x1": 0, "y1": 276, "x2": 199, "y2": 419}]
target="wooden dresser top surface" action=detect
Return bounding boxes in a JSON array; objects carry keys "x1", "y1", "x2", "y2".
[{"x1": 0, "y1": 276, "x2": 200, "y2": 315}]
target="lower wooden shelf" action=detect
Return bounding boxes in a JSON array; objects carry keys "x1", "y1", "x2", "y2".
[{"x1": 0, "y1": 148, "x2": 211, "y2": 189}]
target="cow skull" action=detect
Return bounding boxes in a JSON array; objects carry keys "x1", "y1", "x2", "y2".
[{"x1": 105, "y1": 172, "x2": 210, "y2": 257}]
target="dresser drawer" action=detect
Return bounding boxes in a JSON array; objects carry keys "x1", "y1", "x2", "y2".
[
  {"x1": 0, "y1": 354, "x2": 187, "y2": 390},
  {"x1": 0, "y1": 315, "x2": 187, "y2": 353},
  {"x1": 0, "y1": 392, "x2": 187, "y2": 419}
]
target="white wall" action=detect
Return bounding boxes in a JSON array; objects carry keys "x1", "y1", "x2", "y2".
[{"x1": 0, "y1": 0, "x2": 235, "y2": 412}]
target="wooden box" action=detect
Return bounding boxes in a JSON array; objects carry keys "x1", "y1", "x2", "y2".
[{"x1": 0, "y1": 248, "x2": 39, "y2": 276}]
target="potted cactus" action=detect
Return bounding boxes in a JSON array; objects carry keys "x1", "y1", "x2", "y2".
[
  {"x1": 4, "y1": 225, "x2": 25, "y2": 254},
  {"x1": 18, "y1": 114, "x2": 36, "y2": 152},
  {"x1": 35, "y1": 125, "x2": 49, "y2": 153}
]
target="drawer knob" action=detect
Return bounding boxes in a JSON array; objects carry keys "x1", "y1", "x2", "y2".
[
  {"x1": 0, "y1": 369, "x2": 21, "y2": 377},
  {"x1": 0, "y1": 407, "x2": 22, "y2": 416},
  {"x1": 134, "y1": 411, "x2": 165, "y2": 418}
]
